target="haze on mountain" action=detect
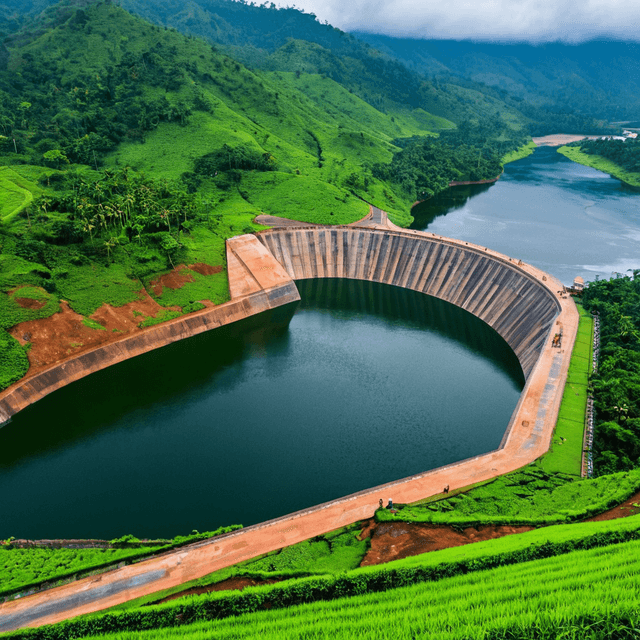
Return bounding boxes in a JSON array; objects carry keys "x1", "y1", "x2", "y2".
[{"x1": 286, "y1": 0, "x2": 640, "y2": 44}]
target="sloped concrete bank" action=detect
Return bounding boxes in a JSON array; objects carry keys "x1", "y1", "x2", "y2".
[
  {"x1": 0, "y1": 235, "x2": 300, "y2": 426},
  {"x1": 257, "y1": 226, "x2": 561, "y2": 379}
]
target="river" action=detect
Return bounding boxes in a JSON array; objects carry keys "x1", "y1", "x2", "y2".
[{"x1": 411, "y1": 146, "x2": 640, "y2": 285}]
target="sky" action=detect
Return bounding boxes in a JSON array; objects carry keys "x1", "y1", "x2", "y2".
[{"x1": 279, "y1": 0, "x2": 640, "y2": 43}]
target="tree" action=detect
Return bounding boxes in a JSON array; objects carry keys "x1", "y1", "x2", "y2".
[{"x1": 43, "y1": 149, "x2": 69, "y2": 169}]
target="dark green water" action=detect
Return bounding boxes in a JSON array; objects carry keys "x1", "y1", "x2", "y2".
[
  {"x1": 0, "y1": 280, "x2": 523, "y2": 539},
  {"x1": 411, "y1": 146, "x2": 640, "y2": 285}
]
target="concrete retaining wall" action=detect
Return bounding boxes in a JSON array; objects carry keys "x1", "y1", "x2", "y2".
[{"x1": 258, "y1": 227, "x2": 561, "y2": 379}]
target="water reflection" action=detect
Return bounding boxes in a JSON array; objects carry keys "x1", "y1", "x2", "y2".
[
  {"x1": 410, "y1": 183, "x2": 494, "y2": 229},
  {"x1": 0, "y1": 304, "x2": 298, "y2": 470},
  {"x1": 409, "y1": 146, "x2": 640, "y2": 285},
  {"x1": 297, "y1": 279, "x2": 524, "y2": 387}
]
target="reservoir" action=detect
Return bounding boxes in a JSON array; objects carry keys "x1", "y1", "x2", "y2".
[
  {"x1": 1, "y1": 145, "x2": 638, "y2": 539},
  {"x1": 0, "y1": 279, "x2": 523, "y2": 539},
  {"x1": 411, "y1": 146, "x2": 640, "y2": 285}
]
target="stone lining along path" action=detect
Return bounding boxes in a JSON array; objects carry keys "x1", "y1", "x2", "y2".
[{"x1": 0, "y1": 208, "x2": 578, "y2": 631}]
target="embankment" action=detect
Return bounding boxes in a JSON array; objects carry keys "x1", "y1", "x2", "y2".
[
  {"x1": 257, "y1": 227, "x2": 561, "y2": 379},
  {"x1": 557, "y1": 146, "x2": 640, "y2": 189},
  {"x1": 0, "y1": 236, "x2": 300, "y2": 426}
]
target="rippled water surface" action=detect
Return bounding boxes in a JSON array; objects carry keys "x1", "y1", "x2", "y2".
[{"x1": 411, "y1": 146, "x2": 640, "y2": 285}]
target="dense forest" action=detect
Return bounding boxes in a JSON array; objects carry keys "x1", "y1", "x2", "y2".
[{"x1": 582, "y1": 273, "x2": 640, "y2": 475}]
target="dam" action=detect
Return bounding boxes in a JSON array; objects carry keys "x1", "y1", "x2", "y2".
[{"x1": 0, "y1": 208, "x2": 579, "y2": 630}]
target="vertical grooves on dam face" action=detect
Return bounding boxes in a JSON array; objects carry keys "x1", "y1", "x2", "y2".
[{"x1": 258, "y1": 228, "x2": 560, "y2": 379}]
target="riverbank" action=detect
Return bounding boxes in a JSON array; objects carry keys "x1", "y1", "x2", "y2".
[
  {"x1": 448, "y1": 174, "x2": 501, "y2": 187},
  {"x1": 532, "y1": 134, "x2": 600, "y2": 147},
  {"x1": 502, "y1": 140, "x2": 536, "y2": 164},
  {"x1": 557, "y1": 146, "x2": 640, "y2": 189}
]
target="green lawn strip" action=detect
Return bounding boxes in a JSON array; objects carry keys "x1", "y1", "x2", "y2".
[
  {"x1": 0, "y1": 528, "x2": 241, "y2": 603},
  {"x1": 378, "y1": 467, "x2": 640, "y2": 526},
  {"x1": 0, "y1": 548, "x2": 163, "y2": 602},
  {"x1": 557, "y1": 146, "x2": 640, "y2": 188},
  {"x1": 502, "y1": 140, "x2": 536, "y2": 164},
  {"x1": 9, "y1": 517, "x2": 640, "y2": 640},
  {"x1": 539, "y1": 303, "x2": 592, "y2": 475},
  {"x1": 0, "y1": 167, "x2": 41, "y2": 222}
]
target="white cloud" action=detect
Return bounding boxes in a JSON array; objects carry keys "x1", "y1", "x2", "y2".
[{"x1": 281, "y1": 0, "x2": 640, "y2": 42}]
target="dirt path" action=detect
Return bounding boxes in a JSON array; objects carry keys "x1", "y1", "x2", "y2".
[{"x1": 131, "y1": 489, "x2": 640, "y2": 604}]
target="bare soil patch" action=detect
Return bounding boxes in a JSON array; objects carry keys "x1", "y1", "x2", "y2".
[
  {"x1": 360, "y1": 521, "x2": 533, "y2": 566},
  {"x1": 148, "y1": 263, "x2": 222, "y2": 296},
  {"x1": 189, "y1": 263, "x2": 222, "y2": 276},
  {"x1": 149, "y1": 265, "x2": 195, "y2": 296},
  {"x1": 586, "y1": 489, "x2": 640, "y2": 521},
  {"x1": 9, "y1": 291, "x2": 180, "y2": 377},
  {"x1": 14, "y1": 297, "x2": 46, "y2": 310}
]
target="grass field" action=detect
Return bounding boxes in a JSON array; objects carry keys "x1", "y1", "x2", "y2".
[
  {"x1": 0, "y1": 167, "x2": 40, "y2": 222},
  {"x1": 11, "y1": 516, "x2": 640, "y2": 640},
  {"x1": 557, "y1": 146, "x2": 640, "y2": 188},
  {"x1": 78, "y1": 541, "x2": 640, "y2": 640},
  {"x1": 0, "y1": 547, "x2": 162, "y2": 600}
]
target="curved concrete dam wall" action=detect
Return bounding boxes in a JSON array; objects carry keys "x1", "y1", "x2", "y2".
[{"x1": 257, "y1": 227, "x2": 561, "y2": 380}]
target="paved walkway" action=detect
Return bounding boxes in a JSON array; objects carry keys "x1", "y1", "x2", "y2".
[{"x1": 0, "y1": 212, "x2": 578, "y2": 632}]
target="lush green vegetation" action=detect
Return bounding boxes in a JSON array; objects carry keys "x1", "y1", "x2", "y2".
[
  {"x1": 78, "y1": 541, "x2": 640, "y2": 640},
  {"x1": 0, "y1": 527, "x2": 241, "y2": 601},
  {"x1": 377, "y1": 467, "x2": 640, "y2": 526},
  {"x1": 6, "y1": 516, "x2": 640, "y2": 640},
  {"x1": 558, "y1": 144, "x2": 640, "y2": 188},
  {"x1": 372, "y1": 120, "x2": 528, "y2": 202},
  {"x1": 0, "y1": 547, "x2": 161, "y2": 600},
  {"x1": 355, "y1": 34, "x2": 640, "y2": 126},
  {"x1": 581, "y1": 272, "x2": 640, "y2": 474}
]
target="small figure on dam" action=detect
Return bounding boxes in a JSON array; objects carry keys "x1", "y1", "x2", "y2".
[
  {"x1": 386, "y1": 498, "x2": 393, "y2": 509},
  {"x1": 378, "y1": 499, "x2": 384, "y2": 510},
  {"x1": 444, "y1": 485, "x2": 450, "y2": 494}
]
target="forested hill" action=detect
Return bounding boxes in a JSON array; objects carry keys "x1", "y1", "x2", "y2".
[
  {"x1": 354, "y1": 33, "x2": 640, "y2": 125},
  {"x1": 0, "y1": 0, "x2": 533, "y2": 129}
]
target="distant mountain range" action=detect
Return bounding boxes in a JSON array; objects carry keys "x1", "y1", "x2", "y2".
[{"x1": 353, "y1": 34, "x2": 640, "y2": 123}]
